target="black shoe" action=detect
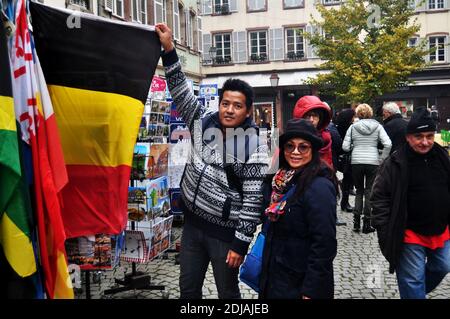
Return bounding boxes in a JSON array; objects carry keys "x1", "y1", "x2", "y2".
[
  {"x1": 341, "y1": 203, "x2": 354, "y2": 212},
  {"x1": 362, "y1": 218, "x2": 376, "y2": 234},
  {"x1": 353, "y1": 215, "x2": 360, "y2": 232},
  {"x1": 336, "y1": 219, "x2": 347, "y2": 226},
  {"x1": 349, "y1": 189, "x2": 356, "y2": 196}
]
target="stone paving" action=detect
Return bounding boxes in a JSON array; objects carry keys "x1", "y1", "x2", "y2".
[{"x1": 77, "y1": 195, "x2": 450, "y2": 299}]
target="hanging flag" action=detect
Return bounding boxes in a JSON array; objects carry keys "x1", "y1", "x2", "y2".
[
  {"x1": 0, "y1": 21, "x2": 36, "y2": 278},
  {"x1": 30, "y1": 3, "x2": 161, "y2": 237},
  {"x1": 11, "y1": 0, "x2": 73, "y2": 299}
]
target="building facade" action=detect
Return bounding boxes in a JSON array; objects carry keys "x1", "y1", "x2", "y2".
[{"x1": 199, "y1": 0, "x2": 450, "y2": 131}]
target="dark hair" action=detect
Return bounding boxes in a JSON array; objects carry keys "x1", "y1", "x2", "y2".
[
  {"x1": 219, "y1": 78, "x2": 254, "y2": 110},
  {"x1": 280, "y1": 148, "x2": 340, "y2": 200}
]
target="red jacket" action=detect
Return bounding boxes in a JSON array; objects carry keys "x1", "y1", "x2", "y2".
[{"x1": 292, "y1": 96, "x2": 333, "y2": 168}]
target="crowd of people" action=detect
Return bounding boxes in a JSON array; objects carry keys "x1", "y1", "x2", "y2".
[{"x1": 155, "y1": 23, "x2": 450, "y2": 300}]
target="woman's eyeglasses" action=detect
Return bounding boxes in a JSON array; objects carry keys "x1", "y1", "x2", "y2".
[{"x1": 285, "y1": 143, "x2": 311, "y2": 154}]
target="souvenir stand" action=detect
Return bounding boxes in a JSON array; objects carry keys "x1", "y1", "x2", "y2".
[{"x1": 103, "y1": 79, "x2": 174, "y2": 296}]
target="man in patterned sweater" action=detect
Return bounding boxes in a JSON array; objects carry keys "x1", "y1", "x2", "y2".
[{"x1": 156, "y1": 24, "x2": 269, "y2": 299}]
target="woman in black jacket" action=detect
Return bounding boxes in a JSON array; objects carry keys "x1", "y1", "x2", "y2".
[{"x1": 259, "y1": 119, "x2": 339, "y2": 299}]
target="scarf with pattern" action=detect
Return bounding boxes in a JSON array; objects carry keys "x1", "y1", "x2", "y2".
[{"x1": 265, "y1": 168, "x2": 297, "y2": 221}]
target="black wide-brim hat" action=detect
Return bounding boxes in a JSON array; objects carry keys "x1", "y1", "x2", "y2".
[{"x1": 279, "y1": 118, "x2": 323, "y2": 150}]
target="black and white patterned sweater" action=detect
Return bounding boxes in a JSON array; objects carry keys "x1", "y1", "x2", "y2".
[{"x1": 162, "y1": 49, "x2": 269, "y2": 255}]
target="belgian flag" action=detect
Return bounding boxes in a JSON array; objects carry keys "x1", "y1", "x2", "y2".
[{"x1": 30, "y1": 2, "x2": 161, "y2": 238}]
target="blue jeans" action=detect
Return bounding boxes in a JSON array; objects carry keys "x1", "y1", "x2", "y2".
[
  {"x1": 179, "y1": 222, "x2": 241, "y2": 299},
  {"x1": 396, "y1": 240, "x2": 450, "y2": 299}
]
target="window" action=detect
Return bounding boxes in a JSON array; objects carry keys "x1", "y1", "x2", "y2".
[
  {"x1": 155, "y1": 0, "x2": 167, "y2": 24},
  {"x1": 249, "y1": 30, "x2": 267, "y2": 62},
  {"x1": 408, "y1": 37, "x2": 418, "y2": 47},
  {"x1": 132, "y1": 0, "x2": 147, "y2": 24},
  {"x1": 247, "y1": 0, "x2": 266, "y2": 12},
  {"x1": 285, "y1": 28, "x2": 305, "y2": 60},
  {"x1": 214, "y1": 0, "x2": 229, "y2": 14},
  {"x1": 214, "y1": 33, "x2": 232, "y2": 63},
  {"x1": 173, "y1": 0, "x2": 180, "y2": 41},
  {"x1": 284, "y1": 0, "x2": 304, "y2": 8},
  {"x1": 110, "y1": 0, "x2": 123, "y2": 17},
  {"x1": 429, "y1": 36, "x2": 446, "y2": 62},
  {"x1": 428, "y1": 0, "x2": 445, "y2": 9},
  {"x1": 70, "y1": 0, "x2": 89, "y2": 9}
]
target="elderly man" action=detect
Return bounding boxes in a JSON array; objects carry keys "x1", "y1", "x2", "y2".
[
  {"x1": 371, "y1": 107, "x2": 450, "y2": 299},
  {"x1": 382, "y1": 102, "x2": 408, "y2": 154}
]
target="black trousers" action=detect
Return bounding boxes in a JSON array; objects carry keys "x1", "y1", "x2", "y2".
[{"x1": 351, "y1": 164, "x2": 378, "y2": 218}]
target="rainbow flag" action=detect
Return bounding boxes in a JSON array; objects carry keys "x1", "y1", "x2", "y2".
[
  {"x1": 11, "y1": 0, "x2": 72, "y2": 299},
  {"x1": 0, "y1": 20, "x2": 37, "y2": 278},
  {"x1": 29, "y1": 2, "x2": 161, "y2": 238}
]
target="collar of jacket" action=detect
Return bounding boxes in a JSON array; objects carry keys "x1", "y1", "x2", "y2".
[{"x1": 383, "y1": 113, "x2": 403, "y2": 125}]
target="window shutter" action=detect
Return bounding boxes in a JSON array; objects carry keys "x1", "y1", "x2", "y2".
[
  {"x1": 198, "y1": 17, "x2": 203, "y2": 53},
  {"x1": 132, "y1": 0, "x2": 137, "y2": 21},
  {"x1": 202, "y1": 0, "x2": 212, "y2": 15},
  {"x1": 173, "y1": 0, "x2": 180, "y2": 40},
  {"x1": 306, "y1": 25, "x2": 320, "y2": 59},
  {"x1": 446, "y1": 35, "x2": 449, "y2": 63},
  {"x1": 185, "y1": 8, "x2": 190, "y2": 47},
  {"x1": 444, "y1": 0, "x2": 449, "y2": 9},
  {"x1": 203, "y1": 33, "x2": 212, "y2": 63},
  {"x1": 105, "y1": 0, "x2": 113, "y2": 12},
  {"x1": 415, "y1": 0, "x2": 426, "y2": 11},
  {"x1": 141, "y1": 0, "x2": 147, "y2": 24},
  {"x1": 230, "y1": 0, "x2": 238, "y2": 11},
  {"x1": 155, "y1": 0, "x2": 163, "y2": 23},
  {"x1": 233, "y1": 31, "x2": 247, "y2": 63},
  {"x1": 269, "y1": 28, "x2": 284, "y2": 61},
  {"x1": 421, "y1": 37, "x2": 430, "y2": 62}
]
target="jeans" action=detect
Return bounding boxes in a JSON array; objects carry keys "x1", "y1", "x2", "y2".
[
  {"x1": 179, "y1": 222, "x2": 241, "y2": 299},
  {"x1": 396, "y1": 240, "x2": 450, "y2": 299},
  {"x1": 351, "y1": 164, "x2": 378, "y2": 218}
]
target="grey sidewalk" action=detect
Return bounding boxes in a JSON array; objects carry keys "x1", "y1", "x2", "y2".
[{"x1": 78, "y1": 197, "x2": 450, "y2": 299}]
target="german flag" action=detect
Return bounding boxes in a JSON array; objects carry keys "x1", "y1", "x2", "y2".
[{"x1": 30, "y1": 2, "x2": 161, "y2": 238}]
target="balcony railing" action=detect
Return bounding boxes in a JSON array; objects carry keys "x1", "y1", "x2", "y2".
[
  {"x1": 249, "y1": 53, "x2": 268, "y2": 63},
  {"x1": 214, "y1": 3, "x2": 230, "y2": 15},
  {"x1": 214, "y1": 56, "x2": 232, "y2": 64},
  {"x1": 286, "y1": 51, "x2": 305, "y2": 61}
]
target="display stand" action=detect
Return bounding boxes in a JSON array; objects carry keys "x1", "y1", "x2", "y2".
[
  {"x1": 104, "y1": 177, "x2": 165, "y2": 295},
  {"x1": 103, "y1": 221, "x2": 165, "y2": 295}
]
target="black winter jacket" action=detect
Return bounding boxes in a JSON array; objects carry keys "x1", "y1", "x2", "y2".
[
  {"x1": 259, "y1": 173, "x2": 337, "y2": 299},
  {"x1": 383, "y1": 114, "x2": 408, "y2": 154},
  {"x1": 370, "y1": 143, "x2": 450, "y2": 273}
]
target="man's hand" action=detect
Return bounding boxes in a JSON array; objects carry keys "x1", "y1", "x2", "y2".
[
  {"x1": 226, "y1": 249, "x2": 244, "y2": 268},
  {"x1": 155, "y1": 23, "x2": 174, "y2": 52}
]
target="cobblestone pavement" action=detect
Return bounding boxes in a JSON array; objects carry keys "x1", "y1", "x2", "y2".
[{"x1": 77, "y1": 195, "x2": 450, "y2": 300}]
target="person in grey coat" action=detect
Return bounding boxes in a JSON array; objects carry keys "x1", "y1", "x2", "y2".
[{"x1": 342, "y1": 104, "x2": 392, "y2": 233}]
